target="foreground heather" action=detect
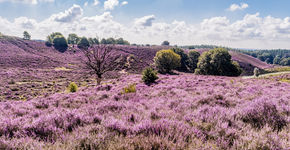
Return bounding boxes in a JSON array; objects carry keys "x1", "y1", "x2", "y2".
[{"x1": 0, "y1": 74, "x2": 289, "y2": 149}]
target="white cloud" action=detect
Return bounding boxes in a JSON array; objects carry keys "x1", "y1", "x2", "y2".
[
  {"x1": 93, "y1": 0, "x2": 99, "y2": 6},
  {"x1": 51, "y1": 4, "x2": 83, "y2": 22},
  {"x1": 104, "y1": 0, "x2": 119, "y2": 10},
  {"x1": 84, "y1": 1, "x2": 88, "y2": 7},
  {"x1": 121, "y1": 1, "x2": 128, "y2": 6},
  {"x1": 2, "y1": 8, "x2": 290, "y2": 49},
  {"x1": 228, "y1": 3, "x2": 248, "y2": 11},
  {"x1": 134, "y1": 15, "x2": 156, "y2": 27},
  {"x1": 0, "y1": 0, "x2": 54, "y2": 5}
]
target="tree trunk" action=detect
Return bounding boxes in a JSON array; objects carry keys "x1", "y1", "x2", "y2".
[{"x1": 97, "y1": 74, "x2": 102, "y2": 85}]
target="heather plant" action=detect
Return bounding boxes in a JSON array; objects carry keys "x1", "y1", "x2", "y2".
[
  {"x1": 195, "y1": 48, "x2": 242, "y2": 76},
  {"x1": 123, "y1": 83, "x2": 136, "y2": 94},
  {"x1": 154, "y1": 49, "x2": 181, "y2": 73},
  {"x1": 188, "y1": 50, "x2": 200, "y2": 72},
  {"x1": 142, "y1": 67, "x2": 158, "y2": 85},
  {"x1": 240, "y1": 98, "x2": 287, "y2": 131},
  {"x1": 68, "y1": 82, "x2": 78, "y2": 93}
]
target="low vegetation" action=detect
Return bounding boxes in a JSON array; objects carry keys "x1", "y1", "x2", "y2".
[{"x1": 142, "y1": 67, "x2": 159, "y2": 85}]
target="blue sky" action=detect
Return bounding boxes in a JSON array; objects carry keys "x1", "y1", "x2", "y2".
[{"x1": 1, "y1": 0, "x2": 290, "y2": 49}]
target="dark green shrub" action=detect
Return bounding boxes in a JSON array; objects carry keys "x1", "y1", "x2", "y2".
[
  {"x1": 142, "y1": 67, "x2": 159, "y2": 85},
  {"x1": 195, "y1": 48, "x2": 242, "y2": 76},
  {"x1": 171, "y1": 48, "x2": 189, "y2": 71},
  {"x1": 53, "y1": 35, "x2": 68, "y2": 52},
  {"x1": 154, "y1": 49, "x2": 181, "y2": 73},
  {"x1": 78, "y1": 37, "x2": 90, "y2": 49},
  {"x1": 188, "y1": 50, "x2": 200, "y2": 72},
  {"x1": 68, "y1": 82, "x2": 78, "y2": 93},
  {"x1": 161, "y1": 41, "x2": 170, "y2": 46}
]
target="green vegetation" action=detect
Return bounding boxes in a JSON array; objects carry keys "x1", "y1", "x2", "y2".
[
  {"x1": 53, "y1": 35, "x2": 68, "y2": 52},
  {"x1": 171, "y1": 48, "x2": 189, "y2": 71},
  {"x1": 188, "y1": 50, "x2": 200, "y2": 72},
  {"x1": 154, "y1": 49, "x2": 181, "y2": 73},
  {"x1": 100, "y1": 37, "x2": 130, "y2": 45},
  {"x1": 195, "y1": 48, "x2": 242, "y2": 76},
  {"x1": 23, "y1": 31, "x2": 31, "y2": 40},
  {"x1": 68, "y1": 82, "x2": 78, "y2": 93},
  {"x1": 233, "y1": 49, "x2": 290, "y2": 66},
  {"x1": 142, "y1": 67, "x2": 159, "y2": 85},
  {"x1": 123, "y1": 83, "x2": 136, "y2": 94},
  {"x1": 161, "y1": 41, "x2": 170, "y2": 46},
  {"x1": 67, "y1": 33, "x2": 80, "y2": 46},
  {"x1": 78, "y1": 37, "x2": 90, "y2": 49}
]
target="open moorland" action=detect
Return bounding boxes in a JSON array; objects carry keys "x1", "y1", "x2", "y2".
[{"x1": 0, "y1": 35, "x2": 289, "y2": 150}]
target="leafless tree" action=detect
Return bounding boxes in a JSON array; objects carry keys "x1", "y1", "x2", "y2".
[{"x1": 81, "y1": 44, "x2": 123, "y2": 85}]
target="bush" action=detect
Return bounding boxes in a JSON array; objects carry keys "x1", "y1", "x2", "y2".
[
  {"x1": 123, "y1": 84, "x2": 136, "y2": 94},
  {"x1": 142, "y1": 67, "x2": 159, "y2": 85},
  {"x1": 78, "y1": 37, "x2": 90, "y2": 49},
  {"x1": 154, "y1": 49, "x2": 181, "y2": 73},
  {"x1": 68, "y1": 82, "x2": 78, "y2": 93},
  {"x1": 188, "y1": 50, "x2": 200, "y2": 72},
  {"x1": 161, "y1": 41, "x2": 170, "y2": 46},
  {"x1": 195, "y1": 48, "x2": 242, "y2": 76},
  {"x1": 171, "y1": 48, "x2": 189, "y2": 71},
  {"x1": 53, "y1": 35, "x2": 68, "y2": 52},
  {"x1": 254, "y1": 67, "x2": 260, "y2": 77}
]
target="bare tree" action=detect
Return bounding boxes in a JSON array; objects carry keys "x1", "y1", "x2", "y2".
[{"x1": 81, "y1": 44, "x2": 123, "y2": 85}]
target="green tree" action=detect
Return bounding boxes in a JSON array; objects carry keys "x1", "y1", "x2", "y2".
[
  {"x1": 116, "y1": 38, "x2": 130, "y2": 45},
  {"x1": 161, "y1": 41, "x2": 170, "y2": 46},
  {"x1": 279, "y1": 58, "x2": 290, "y2": 66},
  {"x1": 195, "y1": 48, "x2": 242, "y2": 76},
  {"x1": 67, "y1": 33, "x2": 80, "y2": 46},
  {"x1": 101, "y1": 38, "x2": 107, "y2": 44},
  {"x1": 93, "y1": 38, "x2": 99, "y2": 45},
  {"x1": 106, "y1": 38, "x2": 116, "y2": 44},
  {"x1": 171, "y1": 48, "x2": 189, "y2": 71},
  {"x1": 46, "y1": 32, "x2": 63, "y2": 47},
  {"x1": 154, "y1": 49, "x2": 181, "y2": 73},
  {"x1": 23, "y1": 31, "x2": 31, "y2": 40},
  {"x1": 53, "y1": 35, "x2": 68, "y2": 52},
  {"x1": 188, "y1": 50, "x2": 200, "y2": 72},
  {"x1": 273, "y1": 56, "x2": 281, "y2": 65},
  {"x1": 78, "y1": 37, "x2": 90, "y2": 49}
]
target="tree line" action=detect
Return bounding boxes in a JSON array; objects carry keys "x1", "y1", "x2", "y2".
[
  {"x1": 43, "y1": 32, "x2": 130, "y2": 52},
  {"x1": 233, "y1": 49, "x2": 290, "y2": 66}
]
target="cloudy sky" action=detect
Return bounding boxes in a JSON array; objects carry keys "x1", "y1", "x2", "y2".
[{"x1": 1, "y1": 0, "x2": 290, "y2": 49}]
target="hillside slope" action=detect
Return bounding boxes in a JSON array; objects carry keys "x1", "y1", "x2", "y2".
[{"x1": 0, "y1": 35, "x2": 272, "y2": 75}]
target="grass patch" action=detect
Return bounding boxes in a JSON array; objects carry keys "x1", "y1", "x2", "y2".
[{"x1": 54, "y1": 67, "x2": 72, "y2": 71}]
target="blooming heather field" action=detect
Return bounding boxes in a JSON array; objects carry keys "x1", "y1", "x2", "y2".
[
  {"x1": 0, "y1": 36, "x2": 289, "y2": 149},
  {"x1": 0, "y1": 73, "x2": 289, "y2": 149}
]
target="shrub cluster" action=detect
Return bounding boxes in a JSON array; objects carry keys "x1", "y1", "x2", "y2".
[
  {"x1": 195, "y1": 48, "x2": 242, "y2": 76},
  {"x1": 142, "y1": 67, "x2": 159, "y2": 85}
]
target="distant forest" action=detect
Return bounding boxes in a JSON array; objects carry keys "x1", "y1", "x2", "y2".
[{"x1": 183, "y1": 45, "x2": 290, "y2": 66}]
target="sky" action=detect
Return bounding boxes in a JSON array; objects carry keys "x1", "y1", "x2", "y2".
[{"x1": 1, "y1": 0, "x2": 290, "y2": 49}]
